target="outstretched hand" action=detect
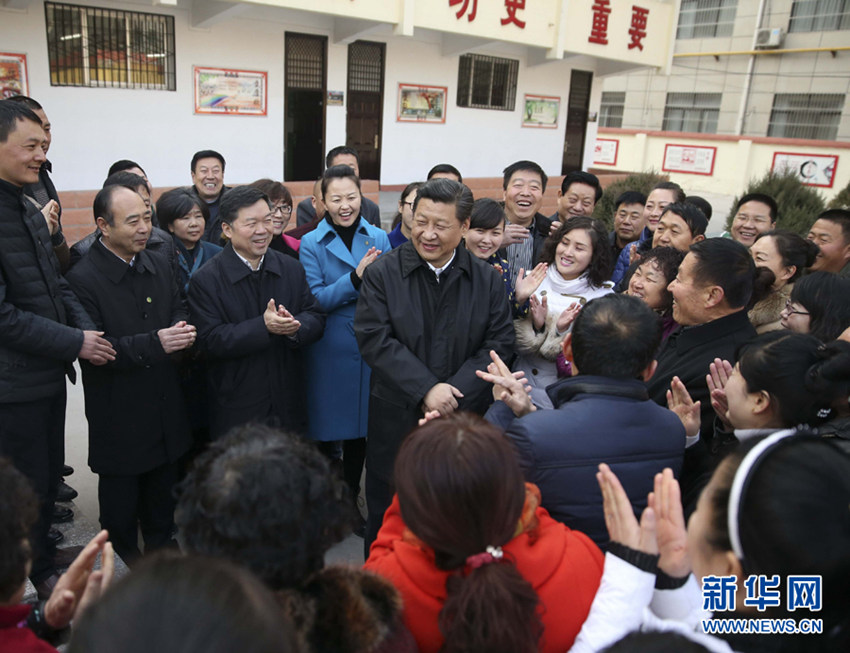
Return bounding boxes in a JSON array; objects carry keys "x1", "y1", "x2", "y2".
[
  {"x1": 706, "y1": 358, "x2": 733, "y2": 430},
  {"x1": 666, "y1": 376, "x2": 701, "y2": 439},
  {"x1": 597, "y1": 463, "x2": 657, "y2": 554},
  {"x1": 514, "y1": 263, "x2": 548, "y2": 305},
  {"x1": 648, "y1": 469, "x2": 690, "y2": 578},
  {"x1": 44, "y1": 530, "x2": 114, "y2": 629},
  {"x1": 475, "y1": 349, "x2": 535, "y2": 417}
]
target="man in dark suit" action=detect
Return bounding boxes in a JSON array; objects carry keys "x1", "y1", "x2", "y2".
[
  {"x1": 0, "y1": 100, "x2": 115, "y2": 596},
  {"x1": 354, "y1": 179, "x2": 515, "y2": 554},
  {"x1": 647, "y1": 238, "x2": 761, "y2": 514},
  {"x1": 66, "y1": 184, "x2": 193, "y2": 565},
  {"x1": 189, "y1": 185, "x2": 325, "y2": 438},
  {"x1": 483, "y1": 294, "x2": 685, "y2": 547}
]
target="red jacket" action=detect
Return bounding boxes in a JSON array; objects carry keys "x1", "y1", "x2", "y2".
[
  {"x1": 0, "y1": 604, "x2": 57, "y2": 653},
  {"x1": 364, "y1": 485, "x2": 604, "y2": 653}
]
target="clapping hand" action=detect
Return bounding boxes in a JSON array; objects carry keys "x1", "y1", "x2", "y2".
[{"x1": 706, "y1": 358, "x2": 733, "y2": 430}]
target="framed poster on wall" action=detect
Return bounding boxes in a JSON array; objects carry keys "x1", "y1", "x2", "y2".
[
  {"x1": 397, "y1": 84, "x2": 447, "y2": 123},
  {"x1": 194, "y1": 66, "x2": 267, "y2": 116},
  {"x1": 772, "y1": 152, "x2": 838, "y2": 188},
  {"x1": 0, "y1": 52, "x2": 28, "y2": 98},
  {"x1": 522, "y1": 94, "x2": 560, "y2": 128},
  {"x1": 662, "y1": 144, "x2": 716, "y2": 176},
  {"x1": 593, "y1": 138, "x2": 619, "y2": 165}
]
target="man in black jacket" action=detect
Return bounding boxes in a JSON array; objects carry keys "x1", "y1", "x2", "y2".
[
  {"x1": 189, "y1": 185, "x2": 325, "y2": 438},
  {"x1": 647, "y1": 238, "x2": 761, "y2": 514},
  {"x1": 0, "y1": 100, "x2": 115, "y2": 595},
  {"x1": 354, "y1": 178, "x2": 515, "y2": 553},
  {"x1": 66, "y1": 184, "x2": 193, "y2": 565}
]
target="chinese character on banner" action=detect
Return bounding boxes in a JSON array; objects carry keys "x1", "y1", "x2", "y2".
[
  {"x1": 629, "y1": 5, "x2": 650, "y2": 50},
  {"x1": 702, "y1": 575, "x2": 738, "y2": 612},
  {"x1": 589, "y1": 0, "x2": 612, "y2": 45},
  {"x1": 787, "y1": 576, "x2": 822, "y2": 612},
  {"x1": 450, "y1": 0, "x2": 477, "y2": 22},
  {"x1": 744, "y1": 575, "x2": 782, "y2": 612},
  {"x1": 501, "y1": 0, "x2": 527, "y2": 28}
]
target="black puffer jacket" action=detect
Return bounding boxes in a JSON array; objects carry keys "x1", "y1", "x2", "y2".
[{"x1": 0, "y1": 179, "x2": 93, "y2": 402}]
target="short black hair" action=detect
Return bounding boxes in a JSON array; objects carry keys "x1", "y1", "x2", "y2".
[
  {"x1": 814, "y1": 208, "x2": 850, "y2": 246},
  {"x1": 754, "y1": 229, "x2": 818, "y2": 283},
  {"x1": 614, "y1": 190, "x2": 646, "y2": 211},
  {"x1": 427, "y1": 163, "x2": 463, "y2": 183},
  {"x1": 175, "y1": 424, "x2": 350, "y2": 591},
  {"x1": 689, "y1": 237, "x2": 772, "y2": 309},
  {"x1": 156, "y1": 187, "x2": 210, "y2": 230},
  {"x1": 652, "y1": 181, "x2": 686, "y2": 204},
  {"x1": 661, "y1": 202, "x2": 708, "y2": 237},
  {"x1": 103, "y1": 171, "x2": 147, "y2": 193},
  {"x1": 736, "y1": 193, "x2": 778, "y2": 222},
  {"x1": 191, "y1": 150, "x2": 225, "y2": 173},
  {"x1": 540, "y1": 216, "x2": 611, "y2": 287},
  {"x1": 791, "y1": 272, "x2": 850, "y2": 342},
  {"x1": 560, "y1": 171, "x2": 602, "y2": 203},
  {"x1": 0, "y1": 99, "x2": 41, "y2": 143},
  {"x1": 325, "y1": 145, "x2": 359, "y2": 169},
  {"x1": 108, "y1": 159, "x2": 146, "y2": 179},
  {"x1": 93, "y1": 184, "x2": 141, "y2": 227},
  {"x1": 5, "y1": 95, "x2": 43, "y2": 111},
  {"x1": 218, "y1": 186, "x2": 268, "y2": 226},
  {"x1": 469, "y1": 197, "x2": 506, "y2": 230},
  {"x1": 412, "y1": 178, "x2": 474, "y2": 223},
  {"x1": 321, "y1": 164, "x2": 361, "y2": 199},
  {"x1": 502, "y1": 160, "x2": 548, "y2": 192},
  {"x1": 0, "y1": 457, "x2": 38, "y2": 601},
  {"x1": 685, "y1": 195, "x2": 713, "y2": 221},
  {"x1": 603, "y1": 631, "x2": 713, "y2": 652},
  {"x1": 571, "y1": 294, "x2": 661, "y2": 378}
]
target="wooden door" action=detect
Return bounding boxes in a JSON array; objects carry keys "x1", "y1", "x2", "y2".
[
  {"x1": 285, "y1": 32, "x2": 327, "y2": 181},
  {"x1": 562, "y1": 69, "x2": 593, "y2": 175},
  {"x1": 346, "y1": 41, "x2": 384, "y2": 181}
]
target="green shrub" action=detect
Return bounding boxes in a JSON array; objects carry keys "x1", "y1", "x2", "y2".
[
  {"x1": 725, "y1": 169, "x2": 825, "y2": 236},
  {"x1": 592, "y1": 170, "x2": 666, "y2": 229},
  {"x1": 827, "y1": 179, "x2": 850, "y2": 210}
]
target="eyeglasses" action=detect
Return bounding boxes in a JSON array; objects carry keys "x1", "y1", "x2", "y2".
[
  {"x1": 783, "y1": 299, "x2": 809, "y2": 316},
  {"x1": 272, "y1": 204, "x2": 293, "y2": 215}
]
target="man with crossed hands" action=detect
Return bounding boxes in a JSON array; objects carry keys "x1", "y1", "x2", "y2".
[{"x1": 189, "y1": 185, "x2": 325, "y2": 438}]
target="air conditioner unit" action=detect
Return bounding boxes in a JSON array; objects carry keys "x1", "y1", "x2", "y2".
[{"x1": 755, "y1": 27, "x2": 784, "y2": 49}]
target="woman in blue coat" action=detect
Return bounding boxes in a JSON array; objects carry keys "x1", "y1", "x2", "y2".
[{"x1": 299, "y1": 164, "x2": 391, "y2": 518}]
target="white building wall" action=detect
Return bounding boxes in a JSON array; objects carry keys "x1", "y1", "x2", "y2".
[{"x1": 1, "y1": 0, "x2": 606, "y2": 191}]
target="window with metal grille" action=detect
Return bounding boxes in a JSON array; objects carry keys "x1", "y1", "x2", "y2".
[
  {"x1": 457, "y1": 54, "x2": 518, "y2": 111},
  {"x1": 662, "y1": 93, "x2": 721, "y2": 133},
  {"x1": 45, "y1": 2, "x2": 175, "y2": 90},
  {"x1": 285, "y1": 34, "x2": 325, "y2": 90},
  {"x1": 348, "y1": 41, "x2": 383, "y2": 93},
  {"x1": 600, "y1": 92, "x2": 625, "y2": 128},
  {"x1": 788, "y1": 0, "x2": 850, "y2": 32},
  {"x1": 676, "y1": 0, "x2": 737, "y2": 39},
  {"x1": 768, "y1": 94, "x2": 844, "y2": 140}
]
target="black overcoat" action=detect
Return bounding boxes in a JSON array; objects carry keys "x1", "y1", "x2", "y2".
[
  {"x1": 188, "y1": 244, "x2": 325, "y2": 437},
  {"x1": 353, "y1": 243, "x2": 516, "y2": 482},
  {"x1": 66, "y1": 241, "x2": 192, "y2": 475}
]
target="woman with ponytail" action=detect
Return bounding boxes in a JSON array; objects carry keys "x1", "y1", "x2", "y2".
[{"x1": 364, "y1": 412, "x2": 604, "y2": 653}]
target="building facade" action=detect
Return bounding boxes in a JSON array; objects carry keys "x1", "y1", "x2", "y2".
[
  {"x1": 595, "y1": 0, "x2": 849, "y2": 201},
  {"x1": 0, "y1": 0, "x2": 677, "y2": 196}
]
